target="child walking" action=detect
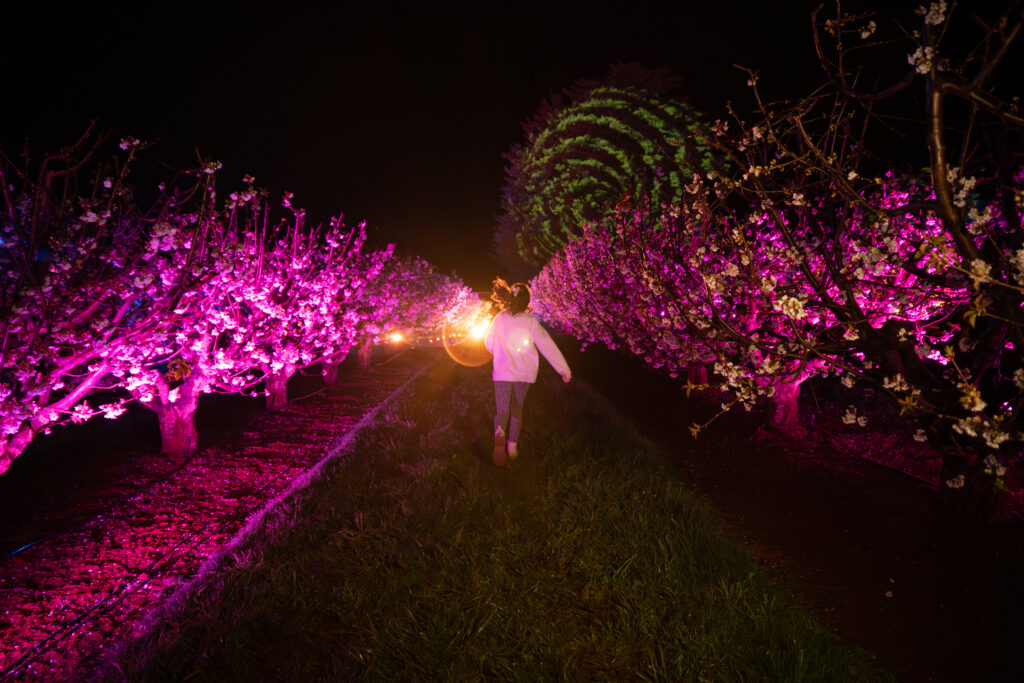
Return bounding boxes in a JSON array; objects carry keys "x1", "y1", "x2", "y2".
[{"x1": 483, "y1": 278, "x2": 571, "y2": 466}]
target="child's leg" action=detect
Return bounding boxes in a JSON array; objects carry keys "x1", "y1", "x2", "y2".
[
  {"x1": 507, "y1": 382, "x2": 531, "y2": 443},
  {"x1": 493, "y1": 381, "x2": 513, "y2": 466},
  {"x1": 494, "y1": 381, "x2": 512, "y2": 436}
]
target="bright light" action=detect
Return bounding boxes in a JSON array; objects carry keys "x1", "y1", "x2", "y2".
[
  {"x1": 470, "y1": 320, "x2": 489, "y2": 339},
  {"x1": 389, "y1": 331, "x2": 404, "y2": 343}
]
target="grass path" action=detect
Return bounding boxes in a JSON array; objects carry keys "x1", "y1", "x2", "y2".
[{"x1": 104, "y1": 360, "x2": 892, "y2": 681}]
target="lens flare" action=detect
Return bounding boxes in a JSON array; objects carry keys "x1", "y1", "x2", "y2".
[
  {"x1": 470, "y1": 320, "x2": 489, "y2": 339},
  {"x1": 442, "y1": 305, "x2": 493, "y2": 367}
]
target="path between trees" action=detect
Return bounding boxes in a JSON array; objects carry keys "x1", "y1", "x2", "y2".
[
  {"x1": 565, "y1": 340, "x2": 1024, "y2": 683},
  {"x1": 3, "y1": 342, "x2": 1023, "y2": 682}
]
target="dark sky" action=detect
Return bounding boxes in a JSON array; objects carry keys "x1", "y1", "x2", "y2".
[{"x1": 2, "y1": 1, "x2": 826, "y2": 290}]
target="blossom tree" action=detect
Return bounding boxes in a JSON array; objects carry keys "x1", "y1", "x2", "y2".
[
  {"x1": 693, "y1": 0, "x2": 1024, "y2": 512},
  {"x1": 495, "y1": 63, "x2": 717, "y2": 275},
  {"x1": 0, "y1": 132, "x2": 213, "y2": 473},
  {"x1": 120, "y1": 180, "x2": 392, "y2": 447},
  {"x1": 244, "y1": 204, "x2": 392, "y2": 410},
  {"x1": 532, "y1": 2, "x2": 1024, "y2": 517},
  {"x1": 364, "y1": 255, "x2": 478, "y2": 340}
]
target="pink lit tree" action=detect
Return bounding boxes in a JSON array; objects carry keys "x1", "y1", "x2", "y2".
[
  {"x1": 0, "y1": 132, "x2": 214, "y2": 473},
  {"x1": 533, "y1": 3, "x2": 1024, "y2": 517},
  {"x1": 120, "y1": 182, "x2": 393, "y2": 447},
  {"x1": 1, "y1": 133, "x2": 467, "y2": 466},
  {"x1": 364, "y1": 255, "x2": 478, "y2": 340},
  {"x1": 697, "y1": 1, "x2": 1024, "y2": 513},
  {"x1": 316, "y1": 255, "x2": 478, "y2": 383}
]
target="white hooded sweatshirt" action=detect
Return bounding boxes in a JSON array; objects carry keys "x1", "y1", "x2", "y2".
[{"x1": 484, "y1": 311, "x2": 571, "y2": 383}]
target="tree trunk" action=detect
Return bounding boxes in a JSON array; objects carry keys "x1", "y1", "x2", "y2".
[
  {"x1": 0, "y1": 429, "x2": 34, "y2": 476},
  {"x1": 139, "y1": 375, "x2": 201, "y2": 455},
  {"x1": 321, "y1": 350, "x2": 349, "y2": 387},
  {"x1": 770, "y1": 379, "x2": 804, "y2": 436},
  {"x1": 265, "y1": 366, "x2": 294, "y2": 410},
  {"x1": 155, "y1": 401, "x2": 200, "y2": 454},
  {"x1": 151, "y1": 389, "x2": 199, "y2": 454},
  {"x1": 356, "y1": 338, "x2": 373, "y2": 371}
]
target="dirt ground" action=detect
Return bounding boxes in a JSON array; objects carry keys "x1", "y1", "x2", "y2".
[
  {"x1": 2, "y1": 342, "x2": 1023, "y2": 682},
  {"x1": 0, "y1": 347, "x2": 433, "y2": 681},
  {"x1": 565, "y1": 341, "x2": 1024, "y2": 683}
]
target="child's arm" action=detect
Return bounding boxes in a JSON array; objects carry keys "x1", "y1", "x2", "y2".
[
  {"x1": 484, "y1": 313, "x2": 498, "y2": 353},
  {"x1": 532, "y1": 319, "x2": 571, "y2": 381}
]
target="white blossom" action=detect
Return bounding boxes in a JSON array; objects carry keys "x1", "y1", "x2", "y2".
[
  {"x1": 908, "y1": 46, "x2": 937, "y2": 74},
  {"x1": 918, "y1": 1, "x2": 948, "y2": 26},
  {"x1": 968, "y1": 258, "x2": 991, "y2": 288},
  {"x1": 100, "y1": 403, "x2": 126, "y2": 420},
  {"x1": 958, "y1": 383, "x2": 987, "y2": 412},
  {"x1": 984, "y1": 454, "x2": 1007, "y2": 478},
  {"x1": 1009, "y1": 249, "x2": 1024, "y2": 286},
  {"x1": 775, "y1": 296, "x2": 807, "y2": 320},
  {"x1": 883, "y1": 374, "x2": 910, "y2": 393}
]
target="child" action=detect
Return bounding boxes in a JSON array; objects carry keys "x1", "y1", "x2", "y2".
[{"x1": 484, "y1": 278, "x2": 571, "y2": 466}]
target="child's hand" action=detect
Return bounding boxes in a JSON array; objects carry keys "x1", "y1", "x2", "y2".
[{"x1": 562, "y1": 374, "x2": 571, "y2": 383}]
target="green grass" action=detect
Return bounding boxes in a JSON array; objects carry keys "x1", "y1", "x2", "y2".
[{"x1": 105, "y1": 361, "x2": 893, "y2": 682}]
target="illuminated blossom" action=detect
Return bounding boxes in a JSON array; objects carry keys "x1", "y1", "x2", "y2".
[
  {"x1": 918, "y1": 1, "x2": 948, "y2": 26},
  {"x1": 908, "y1": 46, "x2": 937, "y2": 74},
  {"x1": 968, "y1": 259, "x2": 991, "y2": 289},
  {"x1": 984, "y1": 454, "x2": 1007, "y2": 478},
  {"x1": 775, "y1": 296, "x2": 807, "y2": 320},
  {"x1": 958, "y1": 383, "x2": 987, "y2": 412}
]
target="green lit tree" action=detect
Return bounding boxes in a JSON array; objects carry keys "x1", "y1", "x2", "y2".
[{"x1": 495, "y1": 63, "x2": 718, "y2": 273}]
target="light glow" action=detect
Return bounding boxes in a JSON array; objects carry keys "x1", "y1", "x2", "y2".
[
  {"x1": 470, "y1": 320, "x2": 489, "y2": 339},
  {"x1": 442, "y1": 301, "x2": 493, "y2": 367}
]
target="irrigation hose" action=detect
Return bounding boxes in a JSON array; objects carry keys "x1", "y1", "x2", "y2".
[{"x1": 0, "y1": 437, "x2": 200, "y2": 565}]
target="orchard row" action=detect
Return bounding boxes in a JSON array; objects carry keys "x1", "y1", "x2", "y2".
[
  {"x1": 518, "y1": 3, "x2": 1024, "y2": 514},
  {"x1": 0, "y1": 137, "x2": 480, "y2": 474}
]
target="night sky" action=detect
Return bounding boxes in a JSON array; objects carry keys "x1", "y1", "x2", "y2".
[{"x1": 2, "y1": 1, "x2": 825, "y2": 290}]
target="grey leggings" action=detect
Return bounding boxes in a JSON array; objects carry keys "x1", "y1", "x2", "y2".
[{"x1": 494, "y1": 381, "x2": 530, "y2": 442}]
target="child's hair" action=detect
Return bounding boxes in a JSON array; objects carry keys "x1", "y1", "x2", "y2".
[{"x1": 491, "y1": 277, "x2": 531, "y2": 315}]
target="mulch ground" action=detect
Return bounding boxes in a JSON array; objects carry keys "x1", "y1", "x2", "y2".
[
  {"x1": 2, "y1": 341, "x2": 1023, "y2": 682},
  {"x1": 0, "y1": 347, "x2": 434, "y2": 682}
]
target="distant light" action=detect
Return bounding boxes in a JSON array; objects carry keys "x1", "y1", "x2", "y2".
[
  {"x1": 470, "y1": 320, "x2": 489, "y2": 339},
  {"x1": 389, "y1": 331, "x2": 404, "y2": 343}
]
